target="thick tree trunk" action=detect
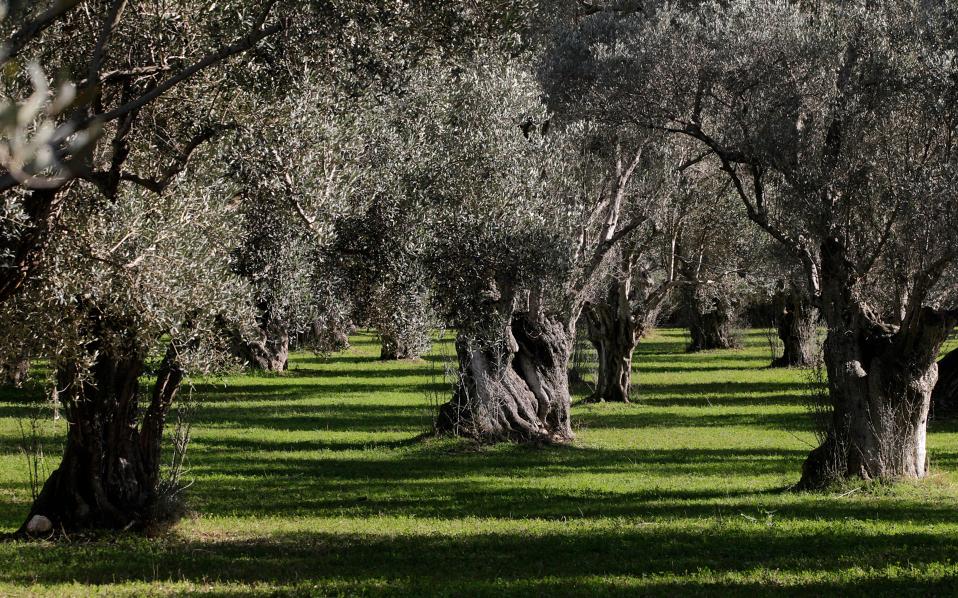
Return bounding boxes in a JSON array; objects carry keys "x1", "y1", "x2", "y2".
[
  {"x1": 378, "y1": 329, "x2": 428, "y2": 360},
  {"x1": 798, "y1": 241, "x2": 955, "y2": 488},
  {"x1": 436, "y1": 314, "x2": 573, "y2": 443},
  {"x1": 1, "y1": 356, "x2": 30, "y2": 387},
  {"x1": 583, "y1": 279, "x2": 642, "y2": 403},
  {"x1": 18, "y1": 341, "x2": 184, "y2": 534},
  {"x1": 684, "y1": 290, "x2": 739, "y2": 352},
  {"x1": 300, "y1": 317, "x2": 351, "y2": 352},
  {"x1": 932, "y1": 348, "x2": 958, "y2": 416},
  {"x1": 234, "y1": 316, "x2": 289, "y2": 371},
  {"x1": 771, "y1": 286, "x2": 818, "y2": 368}
]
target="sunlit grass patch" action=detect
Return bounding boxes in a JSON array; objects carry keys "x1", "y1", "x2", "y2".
[{"x1": 1, "y1": 328, "x2": 957, "y2": 596}]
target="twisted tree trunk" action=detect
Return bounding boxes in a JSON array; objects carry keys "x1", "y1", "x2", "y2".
[
  {"x1": 378, "y1": 326, "x2": 429, "y2": 360},
  {"x1": 436, "y1": 313, "x2": 573, "y2": 443},
  {"x1": 932, "y1": 348, "x2": 958, "y2": 416},
  {"x1": 684, "y1": 289, "x2": 739, "y2": 352},
  {"x1": 583, "y1": 275, "x2": 644, "y2": 403},
  {"x1": 585, "y1": 305, "x2": 636, "y2": 403},
  {"x1": 798, "y1": 242, "x2": 955, "y2": 488},
  {"x1": 1, "y1": 356, "x2": 30, "y2": 387},
  {"x1": 19, "y1": 335, "x2": 185, "y2": 534},
  {"x1": 771, "y1": 285, "x2": 818, "y2": 368},
  {"x1": 234, "y1": 314, "x2": 289, "y2": 371}
]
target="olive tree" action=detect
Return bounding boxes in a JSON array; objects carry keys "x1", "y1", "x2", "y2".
[
  {"x1": 0, "y1": 0, "x2": 534, "y2": 309},
  {"x1": 579, "y1": 0, "x2": 958, "y2": 485},
  {"x1": 2, "y1": 0, "x2": 538, "y2": 534},
  {"x1": 0, "y1": 156, "x2": 252, "y2": 533},
  {"x1": 332, "y1": 198, "x2": 433, "y2": 361},
  {"x1": 365, "y1": 53, "x2": 670, "y2": 440}
]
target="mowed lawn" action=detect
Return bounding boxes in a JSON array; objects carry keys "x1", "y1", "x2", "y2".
[{"x1": 2, "y1": 329, "x2": 958, "y2": 596}]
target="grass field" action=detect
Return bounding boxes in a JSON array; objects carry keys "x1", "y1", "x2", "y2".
[{"x1": 2, "y1": 329, "x2": 958, "y2": 596}]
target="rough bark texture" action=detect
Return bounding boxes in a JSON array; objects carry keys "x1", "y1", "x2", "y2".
[
  {"x1": 233, "y1": 316, "x2": 289, "y2": 371},
  {"x1": 18, "y1": 339, "x2": 184, "y2": 534},
  {"x1": 771, "y1": 286, "x2": 819, "y2": 368},
  {"x1": 583, "y1": 277, "x2": 644, "y2": 403},
  {"x1": 436, "y1": 314, "x2": 573, "y2": 443},
  {"x1": 378, "y1": 329, "x2": 427, "y2": 361},
  {"x1": 684, "y1": 290, "x2": 740, "y2": 352},
  {"x1": 798, "y1": 240, "x2": 955, "y2": 489},
  {"x1": 932, "y1": 349, "x2": 958, "y2": 416},
  {"x1": 1, "y1": 357, "x2": 30, "y2": 387}
]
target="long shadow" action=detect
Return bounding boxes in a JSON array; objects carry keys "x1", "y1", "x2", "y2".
[
  {"x1": 189, "y1": 381, "x2": 446, "y2": 403},
  {"x1": 178, "y1": 444, "x2": 818, "y2": 519},
  {"x1": 192, "y1": 403, "x2": 434, "y2": 432},
  {"x1": 574, "y1": 408, "x2": 813, "y2": 431},
  {"x1": 4, "y1": 524, "x2": 958, "y2": 594},
  {"x1": 642, "y1": 381, "x2": 806, "y2": 395},
  {"x1": 284, "y1": 366, "x2": 436, "y2": 379}
]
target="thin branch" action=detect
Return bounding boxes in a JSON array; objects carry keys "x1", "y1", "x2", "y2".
[
  {"x1": 87, "y1": 0, "x2": 128, "y2": 85},
  {"x1": 86, "y1": 13, "x2": 283, "y2": 126},
  {"x1": 1, "y1": 0, "x2": 86, "y2": 64}
]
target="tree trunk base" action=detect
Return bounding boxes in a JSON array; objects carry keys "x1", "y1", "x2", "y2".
[
  {"x1": 770, "y1": 290, "x2": 818, "y2": 368},
  {"x1": 18, "y1": 343, "x2": 186, "y2": 536},
  {"x1": 436, "y1": 315, "x2": 573, "y2": 443},
  {"x1": 798, "y1": 310, "x2": 950, "y2": 489},
  {"x1": 234, "y1": 323, "x2": 289, "y2": 371},
  {"x1": 1, "y1": 357, "x2": 30, "y2": 387}
]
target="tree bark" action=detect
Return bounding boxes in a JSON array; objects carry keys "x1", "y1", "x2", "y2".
[
  {"x1": 379, "y1": 331, "x2": 424, "y2": 360},
  {"x1": 771, "y1": 285, "x2": 819, "y2": 368},
  {"x1": 798, "y1": 240, "x2": 955, "y2": 488},
  {"x1": 583, "y1": 276, "x2": 643, "y2": 403},
  {"x1": 436, "y1": 313, "x2": 573, "y2": 443},
  {"x1": 18, "y1": 337, "x2": 184, "y2": 534},
  {"x1": 684, "y1": 289, "x2": 739, "y2": 351},
  {"x1": 233, "y1": 316, "x2": 289, "y2": 371},
  {"x1": 932, "y1": 348, "x2": 958, "y2": 416},
  {"x1": 1, "y1": 357, "x2": 30, "y2": 387}
]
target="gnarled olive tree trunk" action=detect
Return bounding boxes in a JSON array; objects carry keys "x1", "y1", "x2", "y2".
[
  {"x1": 798, "y1": 243, "x2": 955, "y2": 488},
  {"x1": 584, "y1": 303, "x2": 636, "y2": 403},
  {"x1": 771, "y1": 285, "x2": 819, "y2": 368},
  {"x1": 436, "y1": 313, "x2": 573, "y2": 442},
  {"x1": 379, "y1": 330, "x2": 429, "y2": 361},
  {"x1": 932, "y1": 348, "x2": 958, "y2": 416},
  {"x1": 684, "y1": 288, "x2": 739, "y2": 352},
  {"x1": 233, "y1": 314, "x2": 289, "y2": 371},
  {"x1": 1, "y1": 356, "x2": 30, "y2": 387},
  {"x1": 583, "y1": 274, "x2": 646, "y2": 403},
  {"x1": 19, "y1": 339, "x2": 185, "y2": 534}
]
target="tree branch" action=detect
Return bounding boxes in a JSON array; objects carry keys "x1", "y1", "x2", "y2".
[
  {"x1": 0, "y1": 0, "x2": 86, "y2": 64},
  {"x1": 86, "y1": 13, "x2": 283, "y2": 127}
]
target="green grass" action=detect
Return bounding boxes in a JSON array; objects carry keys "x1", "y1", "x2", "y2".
[{"x1": 2, "y1": 329, "x2": 958, "y2": 596}]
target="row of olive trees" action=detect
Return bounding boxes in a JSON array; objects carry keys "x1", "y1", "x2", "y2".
[
  {"x1": 2, "y1": 0, "x2": 957, "y2": 537},
  {"x1": 552, "y1": 0, "x2": 958, "y2": 487},
  {"x1": 366, "y1": 0, "x2": 958, "y2": 493},
  {"x1": 0, "y1": 0, "x2": 534, "y2": 535}
]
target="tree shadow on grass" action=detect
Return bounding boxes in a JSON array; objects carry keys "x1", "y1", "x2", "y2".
[
  {"x1": 172, "y1": 441, "x2": 958, "y2": 525},
  {"x1": 573, "y1": 407, "x2": 813, "y2": 432},
  {"x1": 2, "y1": 522, "x2": 957, "y2": 596}
]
